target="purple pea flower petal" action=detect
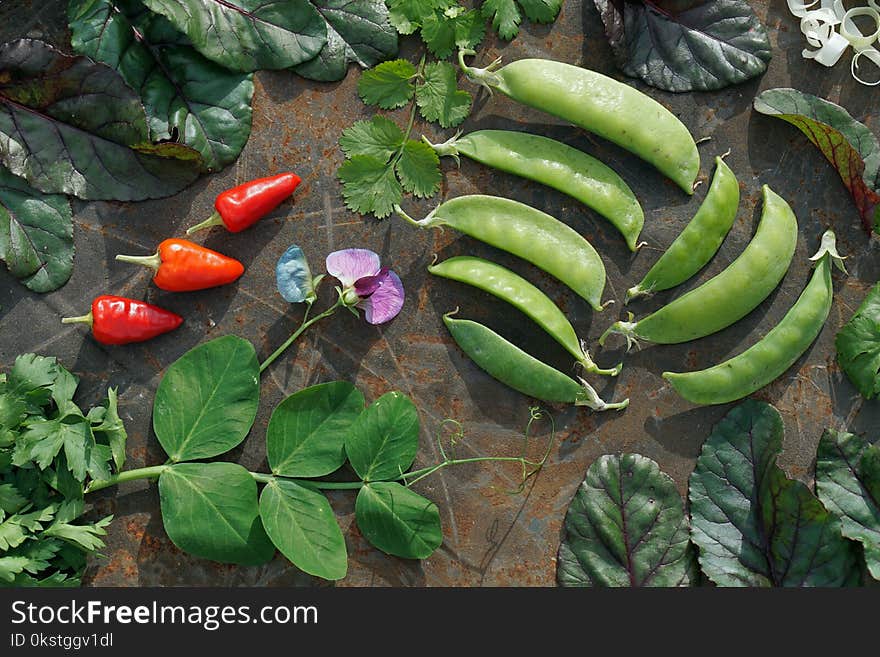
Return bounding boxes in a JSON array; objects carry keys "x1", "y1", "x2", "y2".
[
  {"x1": 354, "y1": 267, "x2": 390, "y2": 297},
  {"x1": 326, "y1": 249, "x2": 381, "y2": 288},
  {"x1": 359, "y1": 270, "x2": 404, "y2": 324}
]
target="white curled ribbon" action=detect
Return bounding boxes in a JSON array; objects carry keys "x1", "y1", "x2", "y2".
[{"x1": 789, "y1": 0, "x2": 880, "y2": 85}]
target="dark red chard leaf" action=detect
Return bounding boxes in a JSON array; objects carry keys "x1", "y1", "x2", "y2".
[
  {"x1": 0, "y1": 39, "x2": 201, "y2": 201},
  {"x1": 754, "y1": 88, "x2": 880, "y2": 235},
  {"x1": 593, "y1": 0, "x2": 771, "y2": 92}
]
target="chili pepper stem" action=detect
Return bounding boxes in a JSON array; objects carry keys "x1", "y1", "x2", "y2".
[
  {"x1": 115, "y1": 252, "x2": 161, "y2": 271},
  {"x1": 61, "y1": 312, "x2": 93, "y2": 326},
  {"x1": 185, "y1": 210, "x2": 225, "y2": 235}
]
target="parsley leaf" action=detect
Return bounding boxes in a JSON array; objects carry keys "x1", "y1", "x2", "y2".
[
  {"x1": 338, "y1": 155, "x2": 404, "y2": 218},
  {"x1": 339, "y1": 116, "x2": 405, "y2": 161},
  {"x1": 836, "y1": 282, "x2": 880, "y2": 399},
  {"x1": 89, "y1": 388, "x2": 127, "y2": 472},
  {"x1": 416, "y1": 62, "x2": 472, "y2": 128},
  {"x1": 396, "y1": 140, "x2": 441, "y2": 197},
  {"x1": 357, "y1": 59, "x2": 418, "y2": 109},
  {"x1": 0, "y1": 483, "x2": 27, "y2": 515}
]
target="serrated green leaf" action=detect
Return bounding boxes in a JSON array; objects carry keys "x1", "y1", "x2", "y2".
[
  {"x1": 0, "y1": 483, "x2": 26, "y2": 515},
  {"x1": 357, "y1": 59, "x2": 417, "y2": 109},
  {"x1": 816, "y1": 429, "x2": 880, "y2": 581},
  {"x1": 387, "y1": 0, "x2": 453, "y2": 33},
  {"x1": 396, "y1": 140, "x2": 441, "y2": 198},
  {"x1": 0, "y1": 539, "x2": 60, "y2": 583},
  {"x1": 482, "y1": 0, "x2": 522, "y2": 39},
  {"x1": 44, "y1": 514, "x2": 112, "y2": 553},
  {"x1": 90, "y1": 388, "x2": 126, "y2": 472},
  {"x1": 518, "y1": 0, "x2": 563, "y2": 23},
  {"x1": 0, "y1": 505, "x2": 55, "y2": 551},
  {"x1": 415, "y1": 61, "x2": 472, "y2": 128},
  {"x1": 9, "y1": 354, "x2": 58, "y2": 403},
  {"x1": 339, "y1": 115, "x2": 404, "y2": 161},
  {"x1": 338, "y1": 155, "x2": 403, "y2": 218},
  {"x1": 453, "y1": 7, "x2": 488, "y2": 50},
  {"x1": 689, "y1": 400, "x2": 856, "y2": 587},
  {"x1": 421, "y1": 7, "x2": 486, "y2": 58},
  {"x1": 836, "y1": 282, "x2": 880, "y2": 399},
  {"x1": 557, "y1": 454, "x2": 696, "y2": 587}
]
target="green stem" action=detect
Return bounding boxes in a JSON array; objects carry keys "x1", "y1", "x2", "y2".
[
  {"x1": 186, "y1": 210, "x2": 225, "y2": 235},
  {"x1": 61, "y1": 312, "x2": 93, "y2": 326},
  {"x1": 401, "y1": 456, "x2": 538, "y2": 487},
  {"x1": 259, "y1": 300, "x2": 340, "y2": 374},
  {"x1": 115, "y1": 252, "x2": 161, "y2": 271},
  {"x1": 85, "y1": 465, "x2": 169, "y2": 493}
]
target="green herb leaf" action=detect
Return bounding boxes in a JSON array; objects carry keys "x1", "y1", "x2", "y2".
[
  {"x1": 259, "y1": 479, "x2": 347, "y2": 580},
  {"x1": 294, "y1": 0, "x2": 399, "y2": 82},
  {"x1": 267, "y1": 381, "x2": 365, "y2": 478},
  {"x1": 0, "y1": 506, "x2": 55, "y2": 552},
  {"x1": 153, "y1": 336, "x2": 260, "y2": 462},
  {"x1": 338, "y1": 115, "x2": 405, "y2": 161},
  {"x1": 387, "y1": 0, "x2": 453, "y2": 34},
  {"x1": 355, "y1": 482, "x2": 441, "y2": 558},
  {"x1": 344, "y1": 391, "x2": 419, "y2": 482},
  {"x1": 0, "y1": 540, "x2": 60, "y2": 583},
  {"x1": 0, "y1": 40, "x2": 201, "y2": 201},
  {"x1": 482, "y1": 0, "x2": 524, "y2": 40},
  {"x1": 0, "y1": 166, "x2": 73, "y2": 293},
  {"x1": 90, "y1": 388, "x2": 127, "y2": 472},
  {"x1": 140, "y1": 0, "x2": 327, "y2": 72},
  {"x1": 68, "y1": 0, "x2": 255, "y2": 172},
  {"x1": 689, "y1": 400, "x2": 856, "y2": 587},
  {"x1": 415, "y1": 61, "x2": 472, "y2": 128},
  {"x1": 754, "y1": 88, "x2": 880, "y2": 234},
  {"x1": 0, "y1": 483, "x2": 26, "y2": 515},
  {"x1": 158, "y1": 462, "x2": 274, "y2": 566},
  {"x1": 396, "y1": 140, "x2": 441, "y2": 197},
  {"x1": 338, "y1": 154, "x2": 403, "y2": 218},
  {"x1": 594, "y1": 0, "x2": 771, "y2": 93},
  {"x1": 835, "y1": 282, "x2": 880, "y2": 399},
  {"x1": 557, "y1": 454, "x2": 696, "y2": 587},
  {"x1": 816, "y1": 429, "x2": 880, "y2": 581},
  {"x1": 357, "y1": 59, "x2": 417, "y2": 109}
]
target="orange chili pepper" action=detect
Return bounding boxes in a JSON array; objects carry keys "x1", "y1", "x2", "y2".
[{"x1": 115, "y1": 239, "x2": 244, "y2": 292}]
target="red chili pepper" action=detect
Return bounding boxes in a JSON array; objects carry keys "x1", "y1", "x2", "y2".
[
  {"x1": 61, "y1": 295, "x2": 183, "y2": 345},
  {"x1": 186, "y1": 172, "x2": 301, "y2": 235},
  {"x1": 115, "y1": 238, "x2": 244, "y2": 292}
]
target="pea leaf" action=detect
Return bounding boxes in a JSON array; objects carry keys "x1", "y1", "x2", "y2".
[
  {"x1": 816, "y1": 429, "x2": 880, "y2": 581},
  {"x1": 357, "y1": 59, "x2": 417, "y2": 109},
  {"x1": 337, "y1": 154, "x2": 403, "y2": 218},
  {"x1": 139, "y1": 0, "x2": 327, "y2": 72},
  {"x1": 153, "y1": 336, "x2": 260, "y2": 462},
  {"x1": 0, "y1": 165, "x2": 73, "y2": 293},
  {"x1": 557, "y1": 454, "x2": 696, "y2": 587},
  {"x1": 415, "y1": 61, "x2": 472, "y2": 128},
  {"x1": 338, "y1": 115, "x2": 404, "y2": 161},
  {"x1": 754, "y1": 88, "x2": 880, "y2": 234},
  {"x1": 266, "y1": 381, "x2": 365, "y2": 478},
  {"x1": 482, "y1": 0, "x2": 562, "y2": 40},
  {"x1": 395, "y1": 140, "x2": 441, "y2": 198},
  {"x1": 68, "y1": 0, "x2": 255, "y2": 171},
  {"x1": 158, "y1": 463, "x2": 274, "y2": 566},
  {"x1": 835, "y1": 282, "x2": 880, "y2": 399},
  {"x1": 355, "y1": 482, "x2": 442, "y2": 558},
  {"x1": 689, "y1": 400, "x2": 856, "y2": 587},
  {"x1": 294, "y1": 0, "x2": 399, "y2": 82},
  {"x1": 594, "y1": 0, "x2": 771, "y2": 93},
  {"x1": 259, "y1": 479, "x2": 347, "y2": 580},
  {"x1": 0, "y1": 39, "x2": 201, "y2": 201},
  {"x1": 276, "y1": 244, "x2": 316, "y2": 304},
  {"x1": 344, "y1": 391, "x2": 419, "y2": 482}
]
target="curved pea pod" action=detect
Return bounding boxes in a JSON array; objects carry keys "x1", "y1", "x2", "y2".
[
  {"x1": 601, "y1": 185, "x2": 798, "y2": 349},
  {"x1": 429, "y1": 256, "x2": 621, "y2": 376},
  {"x1": 397, "y1": 195, "x2": 607, "y2": 310},
  {"x1": 663, "y1": 230, "x2": 846, "y2": 405},
  {"x1": 427, "y1": 130, "x2": 644, "y2": 251},
  {"x1": 626, "y1": 157, "x2": 740, "y2": 303},
  {"x1": 458, "y1": 50, "x2": 700, "y2": 195},
  {"x1": 443, "y1": 312, "x2": 628, "y2": 411}
]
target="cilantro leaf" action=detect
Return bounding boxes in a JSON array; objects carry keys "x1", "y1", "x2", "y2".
[
  {"x1": 482, "y1": 0, "x2": 523, "y2": 39},
  {"x1": 396, "y1": 140, "x2": 441, "y2": 197},
  {"x1": 422, "y1": 7, "x2": 486, "y2": 58},
  {"x1": 836, "y1": 282, "x2": 880, "y2": 399},
  {"x1": 416, "y1": 61, "x2": 472, "y2": 128},
  {"x1": 338, "y1": 155, "x2": 403, "y2": 218},
  {"x1": 387, "y1": 0, "x2": 455, "y2": 34},
  {"x1": 453, "y1": 8, "x2": 488, "y2": 51},
  {"x1": 339, "y1": 115, "x2": 405, "y2": 161},
  {"x1": 357, "y1": 59, "x2": 418, "y2": 109},
  {"x1": 519, "y1": 0, "x2": 564, "y2": 23}
]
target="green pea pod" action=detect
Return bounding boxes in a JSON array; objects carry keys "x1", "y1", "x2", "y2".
[
  {"x1": 398, "y1": 195, "x2": 607, "y2": 310},
  {"x1": 664, "y1": 230, "x2": 846, "y2": 405},
  {"x1": 458, "y1": 50, "x2": 700, "y2": 195},
  {"x1": 427, "y1": 130, "x2": 644, "y2": 251},
  {"x1": 443, "y1": 311, "x2": 628, "y2": 410},
  {"x1": 626, "y1": 157, "x2": 739, "y2": 303},
  {"x1": 429, "y1": 256, "x2": 621, "y2": 376},
  {"x1": 601, "y1": 185, "x2": 798, "y2": 348}
]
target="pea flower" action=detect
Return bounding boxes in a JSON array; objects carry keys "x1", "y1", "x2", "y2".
[{"x1": 326, "y1": 248, "x2": 404, "y2": 324}]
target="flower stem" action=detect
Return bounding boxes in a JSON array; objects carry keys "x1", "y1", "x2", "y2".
[{"x1": 258, "y1": 300, "x2": 341, "y2": 374}]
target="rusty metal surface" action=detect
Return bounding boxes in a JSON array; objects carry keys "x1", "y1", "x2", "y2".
[{"x1": 1, "y1": 1, "x2": 879, "y2": 587}]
